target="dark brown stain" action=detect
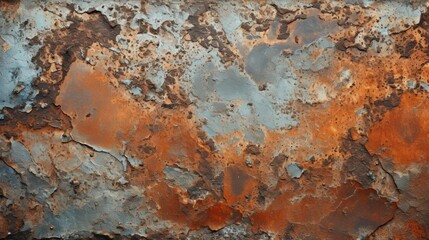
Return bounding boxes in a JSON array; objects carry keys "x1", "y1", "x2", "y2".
[
  {"x1": 245, "y1": 144, "x2": 261, "y2": 155},
  {"x1": 186, "y1": 11, "x2": 236, "y2": 63},
  {"x1": 227, "y1": 167, "x2": 250, "y2": 196},
  {"x1": 223, "y1": 166, "x2": 257, "y2": 205}
]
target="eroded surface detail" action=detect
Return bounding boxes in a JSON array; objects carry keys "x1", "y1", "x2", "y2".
[{"x1": 1, "y1": 0, "x2": 429, "y2": 239}]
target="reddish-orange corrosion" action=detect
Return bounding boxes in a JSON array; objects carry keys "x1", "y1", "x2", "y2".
[
  {"x1": 320, "y1": 184, "x2": 397, "y2": 238},
  {"x1": 0, "y1": 215, "x2": 9, "y2": 238},
  {"x1": 146, "y1": 182, "x2": 241, "y2": 231},
  {"x1": 250, "y1": 181, "x2": 396, "y2": 238},
  {"x1": 146, "y1": 182, "x2": 191, "y2": 225},
  {"x1": 58, "y1": 61, "x2": 211, "y2": 180},
  {"x1": 366, "y1": 93, "x2": 429, "y2": 164},
  {"x1": 4, "y1": 2, "x2": 429, "y2": 238},
  {"x1": 56, "y1": 61, "x2": 146, "y2": 150},
  {"x1": 402, "y1": 221, "x2": 429, "y2": 240},
  {"x1": 250, "y1": 186, "x2": 331, "y2": 234},
  {"x1": 205, "y1": 202, "x2": 241, "y2": 231}
]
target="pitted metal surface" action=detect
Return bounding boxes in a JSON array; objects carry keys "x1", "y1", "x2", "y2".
[{"x1": 1, "y1": 0, "x2": 429, "y2": 239}]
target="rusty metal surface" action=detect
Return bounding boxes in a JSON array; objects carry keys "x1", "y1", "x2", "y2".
[{"x1": 1, "y1": 0, "x2": 429, "y2": 239}]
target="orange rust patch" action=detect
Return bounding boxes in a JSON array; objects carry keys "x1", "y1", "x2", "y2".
[
  {"x1": 138, "y1": 113, "x2": 205, "y2": 164},
  {"x1": 404, "y1": 221, "x2": 429, "y2": 240},
  {"x1": 320, "y1": 183, "x2": 397, "y2": 238},
  {"x1": 250, "y1": 192, "x2": 292, "y2": 233},
  {"x1": 146, "y1": 182, "x2": 189, "y2": 225},
  {"x1": 126, "y1": 110, "x2": 212, "y2": 185},
  {"x1": 251, "y1": 181, "x2": 396, "y2": 238},
  {"x1": 205, "y1": 202, "x2": 241, "y2": 231},
  {"x1": 366, "y1": 93, "x2": 429, "y2": 164},
  {"x1": 250, "y1": 187, "x2": 333, "y2": 234},
  {"x1": 56, "y1": 61, "x2": 150, "y2": 151},
  {"x1": 146, "y1": 182, "x2": 241, "y2": 230},
  {"x1": 57, "y1": 61, "x2": 209, "y2": 179}
]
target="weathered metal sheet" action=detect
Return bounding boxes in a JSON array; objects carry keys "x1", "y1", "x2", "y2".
[{"x1": 1, "y1": 0, "x2": 429, "y2": 239}]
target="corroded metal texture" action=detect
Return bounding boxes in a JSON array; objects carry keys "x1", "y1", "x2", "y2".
[{"x1": 1, "y1": 0, "x2": 429, "y2": 239}]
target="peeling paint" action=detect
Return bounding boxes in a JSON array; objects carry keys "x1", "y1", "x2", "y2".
[{"x1": 1, "y1": 0, "x2": 429, "y2": 239}]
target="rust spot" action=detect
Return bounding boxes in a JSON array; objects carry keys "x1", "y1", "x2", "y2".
[
  {"x1": 251, "y1": 181, "x2": 396, "y2": 238},
  {"x1": 404, "y1": 221, "x2": 429, "y2": 240},
  {"x1": 56, "y1": 61, "x2": 146, "y2": 150},
  {"x1": 366, "y1": 93, "x2": 429, "y2": 164},
  {"x1": 205, "y1": 202, "x2": 241, "y2": 231},
  {"x1": 320, "y1": 182, "x2": 397, "y2": 238},
  {"x1": 146, "y1": 182, "x2": 191, "y2": 225},
  {"x1": 147, "y1": 182, "x2": 241, "y2": 231}
]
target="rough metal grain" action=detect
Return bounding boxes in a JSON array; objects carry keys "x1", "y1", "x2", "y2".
[{"x1": 1, "y1": 0, "x2": 429, "y2": 239}]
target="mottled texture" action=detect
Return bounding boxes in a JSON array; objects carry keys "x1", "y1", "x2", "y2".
[{"x1": 1, "y1": 0, "x2": 429, "y2": 239}]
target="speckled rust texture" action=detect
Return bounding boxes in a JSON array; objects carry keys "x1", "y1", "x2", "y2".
[{"x1": 1, "y1": 0, "x2": 429, "y2": 239}]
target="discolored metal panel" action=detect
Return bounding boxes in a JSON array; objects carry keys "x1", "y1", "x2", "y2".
[{"x1": 1, "y1": 0, "x2": 429, "y2": 239}]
